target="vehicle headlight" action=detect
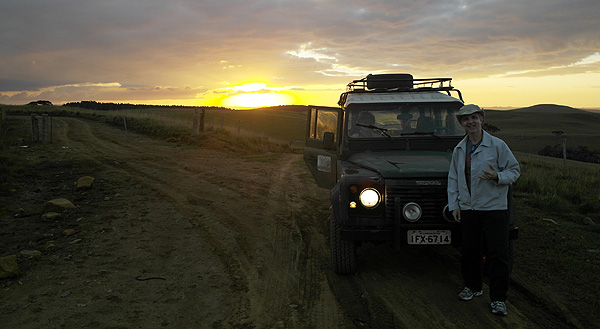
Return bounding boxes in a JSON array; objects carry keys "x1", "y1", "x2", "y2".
[
  {"x1": 359, "y1": 188, "x2": 381, "y2": 208},
  {"x1": 402, "y1": 202, "x2": 422, "y2": 222}
]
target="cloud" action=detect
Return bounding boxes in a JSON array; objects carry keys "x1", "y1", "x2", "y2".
[
  {"x1": 0, "y1": 80, "x2": 206, "y2": 105},
  {"x1": 490, "y1": 51, "x2": 600, "y2": 78},
  {"x1": 286, "y1": 43, "x2": 337, "y2": 62},
  {"x1": 1, "y1": 0, "x2": 599, "y2": 106},
  {"x1": 574, "y1": 52, "x2": 600, "y2": 66}
]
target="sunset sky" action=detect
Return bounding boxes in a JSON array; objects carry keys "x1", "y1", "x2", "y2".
[{"x1": 1, "y1": 0, "x2": 599, "y2": 109}]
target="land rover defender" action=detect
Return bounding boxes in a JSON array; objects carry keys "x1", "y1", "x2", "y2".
[{"x1": 304, "y1": 74, "x2": 471, "y2": 274}]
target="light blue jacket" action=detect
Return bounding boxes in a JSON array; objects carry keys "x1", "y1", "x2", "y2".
[{"x1": 448, "y1": 131, "x2": 520, "y2": 211}]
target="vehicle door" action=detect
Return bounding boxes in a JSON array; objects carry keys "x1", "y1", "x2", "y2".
[{"x1": 303, "y1": 107, "x2": 341, "y2": 189}]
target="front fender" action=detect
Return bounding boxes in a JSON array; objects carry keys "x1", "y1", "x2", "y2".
[{"x1": 330, "y1": 183, "x2": 346, "y2": 225}]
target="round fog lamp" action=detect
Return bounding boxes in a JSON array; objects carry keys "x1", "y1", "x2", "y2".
[
  {"x1": 359, "y1": 188, "x2": 381, "y2": 208},
  {"x1": 403, "y1": 202, "x2": 422, "y2": 222}
]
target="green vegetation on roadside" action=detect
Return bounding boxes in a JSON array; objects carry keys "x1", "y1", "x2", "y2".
[
  {"x1": 510, "y1": 153, "x2": 600, "y2": 327},
  {"x1": 0, "y1": 104, "x2": 302, "y2": 155},
  {"x1": 515, "y1": 153, "x2": 600, "y2": 222},
  {"x1": 0, "y1": 146, "x2": 27, "y2": 216}
]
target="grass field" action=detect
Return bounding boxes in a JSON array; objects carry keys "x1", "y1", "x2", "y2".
[
  {"x1": 202, "y1": 107, "x2": 307, "y2": 144},
  {"x1": 3, "y1": 103, "x2": 600, "y2": 156},
  {"x1": 0, "y1": 104, "x2": 308, "y2": 146},
  {"x1": 509, "y1": 153, "x2": 600, "y2": 327}
]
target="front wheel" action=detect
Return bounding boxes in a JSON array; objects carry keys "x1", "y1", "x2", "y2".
[{"x1": 330, "y1": 210, "x2": 357, "y2": 274}]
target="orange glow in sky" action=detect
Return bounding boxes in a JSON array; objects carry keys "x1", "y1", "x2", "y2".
[
  {"x1": 221, "y1": 92, "x2": 295, "y2": 108},
  {"x1": 2, "y1": 2, "x2": 599, "y2": 109},
  {"x1": 210, "y1": 82, "x2": 297, "y2": 108}
]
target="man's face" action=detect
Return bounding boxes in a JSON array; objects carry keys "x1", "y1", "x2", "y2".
[{"x1": 459, "y1": 113, "x2": 483, "y2": 134}]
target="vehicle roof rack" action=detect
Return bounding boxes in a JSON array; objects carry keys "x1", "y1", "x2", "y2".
[
  {"x1": 338, "y1": 73, "x2": 463, "y2": 106},
  {"x1": 346, "y1": 74, "x2": 454, "y2": 92}
]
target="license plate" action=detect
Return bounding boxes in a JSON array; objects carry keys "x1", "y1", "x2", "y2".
[{"x1": 407, "y1": 230, "x2": 451, "y2": 245}]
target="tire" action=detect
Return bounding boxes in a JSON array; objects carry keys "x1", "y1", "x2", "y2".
[{"x1": 330, "y1": 210, "x2": 357, "y2": 274}]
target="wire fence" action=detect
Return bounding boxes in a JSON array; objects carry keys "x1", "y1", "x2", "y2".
[
  {"x1": 1, "y1": 107, "x2": 307, "y2": 148},
  {"x1": 0, "y1": 112, "x2": 53, "y2": 146}
]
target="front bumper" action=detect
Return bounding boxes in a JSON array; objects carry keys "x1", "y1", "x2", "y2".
[
  {"x1": 340, "y1": 222, "x2": 462, "y2": 249},
  {"x1": 340, "y1": 224, "x2": 518, "y2": 248}
]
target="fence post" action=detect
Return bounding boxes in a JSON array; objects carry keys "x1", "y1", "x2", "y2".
[
  {"x1": 201, "y1": 108, "x2": 205, "y2": 132},
  {"x1": 123, "y1": 117, "x2": 128, "y2": 136},
  {"x1": 0, "y1": 108, "x2": 4, "y2": 148},
  {"x1": 31, "y1": 115, "x2": 39, "y2": 142},
  {"x1": 193, "y1": 108, "x2": 200, "y2": 134},
  {"x1": 553, "y1": 131, "x2": 567, "y2": 168},
  {"x1": 41, "y1": 113, "x2": 48, "y2": 144},
  {"x1": 562, "y1": 137, "x2": 567, "y2": 168}
]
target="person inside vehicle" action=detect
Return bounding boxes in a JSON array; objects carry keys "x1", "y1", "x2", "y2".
[
  {"x1": 416, "y1": 109, "x2": 435, "y2": 132},
  {"x1": 398, "y1": 110, "x2": 415, "y2": 133},
  {"x1": 447, "y1": 104, "x2": 520, "y2": 316},
  {"x1": 350, "y1": 111, "x2": 381, "y2": 138}
]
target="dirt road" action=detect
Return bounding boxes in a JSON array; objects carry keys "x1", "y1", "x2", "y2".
[{"x1": 1, "y1": 116, "x2": 574, "y2": 328}]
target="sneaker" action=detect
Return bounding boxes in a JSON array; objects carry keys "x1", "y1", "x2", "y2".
[
  {"x1": 491, "y1": 301, "x2": 508, "y2": 316},
  {"x1": 458, "y1": 287, "x2": 483, "y2": 301}
]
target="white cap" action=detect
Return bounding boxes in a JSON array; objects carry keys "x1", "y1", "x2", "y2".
[{"x1": 457, "y1": 104, "x2": 484, "y2": 118}]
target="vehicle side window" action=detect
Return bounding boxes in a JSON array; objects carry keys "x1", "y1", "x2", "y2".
[{"x1": 309, "y1": 108, "x2": 339, "y2": 140}]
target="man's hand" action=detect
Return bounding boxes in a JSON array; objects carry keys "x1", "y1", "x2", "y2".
[
  {"x1": 480, "y1": 164, "x2": 499, "y2": 182},
  {"x1": 452, "y1": 209, "x2": 461, "y2": 222}
]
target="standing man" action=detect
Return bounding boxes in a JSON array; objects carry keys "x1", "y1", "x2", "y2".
[{"x1": 447, "y1": 104, "x2": 520, "y2": 316}]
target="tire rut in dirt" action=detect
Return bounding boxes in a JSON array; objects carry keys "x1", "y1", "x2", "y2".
[
  {"x1": 51, "y1": 117, "x2": 254, "y2": 324},
  {"x1": 243, "y1": 155, "x2": 350, "y2": 328},
  {"x1": 245, "y1": 155, "x2": 319, "y2": 327},
  {"x1": 101, "y1": 154, "x2": 255, "y2": 325}
]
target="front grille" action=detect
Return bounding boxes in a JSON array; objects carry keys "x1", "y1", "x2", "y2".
[{"x1": 386, "y1": 179, "x2": 448, "y2": 224}]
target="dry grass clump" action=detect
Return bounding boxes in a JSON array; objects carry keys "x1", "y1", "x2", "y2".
[{"x1": 179, "y1": 128, "x2": 296, "y2": 155}]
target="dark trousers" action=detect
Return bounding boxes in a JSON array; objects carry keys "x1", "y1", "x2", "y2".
[{"x1": 461, "y1": 210, "x2": 509, "y2": 302}]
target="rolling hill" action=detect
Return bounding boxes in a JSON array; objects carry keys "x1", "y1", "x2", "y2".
[{"x1": 484, "y1": 104, "x2": 600, "y2": 155}]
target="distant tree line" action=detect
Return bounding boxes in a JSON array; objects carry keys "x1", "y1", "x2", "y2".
[
  {"x1": 62, "y1": 101, "x2": 230, "y2": 111},
  {"x1": 539, "y1": 144, "x2": 600, "y2": 164},
  {"x1": 27, "y1": 100, "x2": 53, "y2": 106}
]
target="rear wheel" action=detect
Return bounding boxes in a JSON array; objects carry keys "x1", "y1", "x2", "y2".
[{"x1": 330, "y1": 210, "x2": 357, "y2": 274}]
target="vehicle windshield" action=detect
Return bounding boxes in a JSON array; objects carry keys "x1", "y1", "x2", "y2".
[{"x1": 346, "y1": 102, "x2": 465, "y2": 139}]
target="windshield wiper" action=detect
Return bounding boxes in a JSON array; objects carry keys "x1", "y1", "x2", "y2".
[
  {"x1": 356, "y1": 123, "x2": 392, "y2": 141},
  {"x1": 400, "y1": 131, "x2": 442, "y2": 139}
]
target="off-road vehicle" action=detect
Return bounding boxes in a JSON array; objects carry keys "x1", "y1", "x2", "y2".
[{"x1": 304, "y1": 74, "x2": 515, "y2": 274}]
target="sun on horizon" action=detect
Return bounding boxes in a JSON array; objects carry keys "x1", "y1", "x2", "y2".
[{"x1": 215, "y1": 82, "x2": 297, "y2": 108}]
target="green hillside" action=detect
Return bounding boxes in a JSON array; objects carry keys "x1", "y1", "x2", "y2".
[
  {"x1": 484, "y1": 104, "x2": 600, "y2": 155},
  {"x1": 3, "y1": 102, "x2": 599, "y2": 158},
  {"x1": 510, "y1": 104, "x2": 583, "y2": 113}
]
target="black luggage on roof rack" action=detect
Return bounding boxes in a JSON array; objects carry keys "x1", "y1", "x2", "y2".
[{"x1": 366, "y1": 73, "x2": 413, "y2": 90}]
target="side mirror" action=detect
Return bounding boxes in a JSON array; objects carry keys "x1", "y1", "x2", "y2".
[{"x1": 323, "y1": 132, "x2": 335, "y2": 150}]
